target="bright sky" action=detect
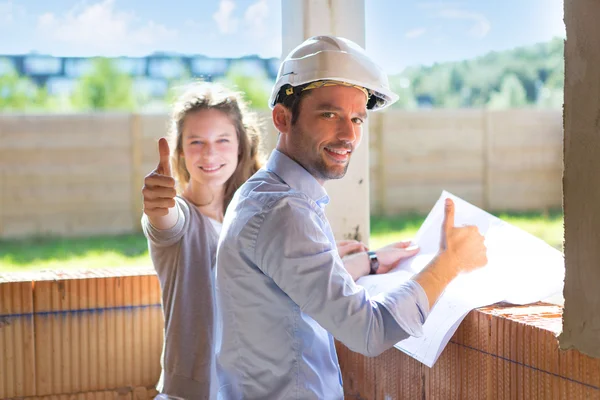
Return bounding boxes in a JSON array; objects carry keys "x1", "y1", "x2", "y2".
[{"x1": 0, "y1": 0, "x2": 565, "y2": 73}]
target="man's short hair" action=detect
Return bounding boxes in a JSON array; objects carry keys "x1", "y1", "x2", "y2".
[{"x1": 273, "y1": 84, "x2": 312, "y2": 125}]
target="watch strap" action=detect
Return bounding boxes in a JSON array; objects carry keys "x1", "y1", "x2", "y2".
[{"x1": 367, "y1": 250, "x2": 379, "y2": 275}]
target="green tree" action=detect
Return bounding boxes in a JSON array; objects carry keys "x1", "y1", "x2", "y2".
[
  {"x1": 536, "y1": 85, "x2": 563, "y2": 109},
  {"x1": 389, "y1": 76, "x2": 417, "y2": 109},
  {"x1": 388, "y1": 37, "x2": 564, "y2": 109},
  {"x1": 0, "y1": 60, "x2": 49, "y2": 111},
  {"x1": 487, "y1": 74, "x2": 529, "y2": 109},
  {"x1": 217, "y1": 64, "x2": 271, "y2": 110},
  {"x1": 163, "y1": 62, "x2": 195, "y2": 108},
  {"x1": 71, "y1": 58, "x2": 136, "y2": 111}
]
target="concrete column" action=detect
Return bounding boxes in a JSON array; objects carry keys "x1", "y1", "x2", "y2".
[
  {"x1": 560, "y1": 0, "x2": 600, "y2": 358},
  {"x1": 281, "y1": 0, "x2": 371, "y2": 244}
]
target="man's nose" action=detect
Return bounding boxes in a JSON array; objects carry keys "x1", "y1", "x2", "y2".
[{"x1": 337, "y1": 118, "x2": 358, "y2": 142}]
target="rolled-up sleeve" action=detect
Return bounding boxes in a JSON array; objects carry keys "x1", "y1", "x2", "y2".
[
  {"x1": 141, "y1": 197, "x2": 187, "y2": 247},
  {"x1": 376, "y1": 280, "x2": 430, "y2": 346},
  {"x1": 253, "y1": 195, "x2": 430, "y2": 357}
]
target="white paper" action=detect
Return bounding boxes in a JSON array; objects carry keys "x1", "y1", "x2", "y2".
[{"x1": 356, "y1": 190, "x2": 565, "y2": 367}]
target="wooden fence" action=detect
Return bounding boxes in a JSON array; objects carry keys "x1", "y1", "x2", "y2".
[
  {"x1": 369, "y1": 109, "x2": 563, "y2": 215},
  {"x1": 0, "y1": 109, "x2": 563, "y2": 238}
]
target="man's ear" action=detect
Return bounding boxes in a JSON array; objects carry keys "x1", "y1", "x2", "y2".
[{"x1": 272, "y1": 103, "x2": 291, "y2": 135}]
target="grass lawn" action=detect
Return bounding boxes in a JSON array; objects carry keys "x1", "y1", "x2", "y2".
[
  {"x1": 0, "y1": 210, "x2": 563, "y2": 273},
  {"x1": 369, "y1": 209, "x2": 564, "y2": 251},
  {"x1": 0, "y1": 233, "x2": 151, "y2": 273}
]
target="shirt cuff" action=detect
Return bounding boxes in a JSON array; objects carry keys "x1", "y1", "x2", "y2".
[{"x1": 372, "y1": 279, "x2": 430, "y2": 338}]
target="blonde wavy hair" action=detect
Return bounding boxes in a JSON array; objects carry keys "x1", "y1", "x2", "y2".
[{"x1": 168, "y1": 81, "x2": 264, "y2": 210}]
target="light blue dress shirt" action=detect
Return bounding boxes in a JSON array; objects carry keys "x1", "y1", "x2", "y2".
[{"x1": 215, "y1": 149, "x2": 430, "y2": 399}]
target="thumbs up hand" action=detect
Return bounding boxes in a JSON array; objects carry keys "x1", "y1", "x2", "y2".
[
  {"x1": 156, "y1": 137, "x2": 172, "y2": 177},
  {"x1": 411, "y1": 198, "x2": 488, "y2": 310},
  {"x1": 142, "y1": 138, "x2": 177, "y2": 218},
  {"x1": 440, "y1": 198, "x2": 487, "y2": 273}
]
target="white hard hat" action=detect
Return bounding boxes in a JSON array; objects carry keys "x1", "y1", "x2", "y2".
[{"x1": 269, "y1": 35, "x2": 399, "y2": 111}]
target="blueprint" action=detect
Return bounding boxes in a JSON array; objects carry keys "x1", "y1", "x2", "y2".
[{"x1": 356, "y1": 190, "x2": 565, "y2": 367}]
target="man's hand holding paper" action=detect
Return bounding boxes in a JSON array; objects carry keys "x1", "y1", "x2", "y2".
[{"x1": 356, "y1": 190, "x2": 565, "y2": 367}]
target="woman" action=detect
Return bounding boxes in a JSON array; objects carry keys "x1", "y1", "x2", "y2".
[
  {"x1": 141, "y1": 82, "x2": 367, "y2": 399},
  {"x1": 141, "y1": 82, "x2": 263, "y2": 399}
]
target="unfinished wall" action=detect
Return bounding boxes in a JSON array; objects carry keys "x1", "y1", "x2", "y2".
[
  {"x1": 0, "y1": 270, "x2": 163, "y2": 399},
  {"x1": 337, "y1": 303, "x2": 600, "y2": 399},
  {"x1": 3, "y1": 271, "x2": 599, "y2": 400},
  {"x1": 560, "y1": 0, "x2": 600, "y2": 359}
]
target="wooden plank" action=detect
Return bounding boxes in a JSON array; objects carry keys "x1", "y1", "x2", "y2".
[
  {"x1": 139, "y1": 114, "x2": 170, "y2": 139},
  {"x1": 489, "y1": 147, "x2": 563, "y2": 169},
  {"x1": 1, "y1": 129, "x2": 131, "y2": 149},
  {"x1": 482, "y1": 110, "x2": 492, "y2": 210},
  {"x1": 385, "y1": 184, "x2": 483, "y2": 214},
  {"x1": 3, "y1": 168, "x2": 130, "y2": 186},
  {"x1": 3, "y1": 183, "x2": 131, "y2": 208},
  {"x1": 386, "y1": 167, "x2": 482, "y2": 184},
  {"x1": 2, "y1": 147, "x2": 132, "y2": 167},
  {"x1": 130, "y1": 114, "x2": 144, "y2": 233},
  {"x1": 372, "y1": 112, "x2": 386, "y2": 215},
  {"x1": 1, "y1": 210, "x2": 134, "y2": 238},
  {"x1": 0, "y1": 114, "x2": 131, "y2": 148}
]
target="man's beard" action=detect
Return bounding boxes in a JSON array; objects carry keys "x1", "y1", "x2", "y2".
[
  {"x1": 312, "y1": 152, "x2": 350, "y2": 181},
  {"x1": 289, "y1": 125, "x2": 352, "y2": 182}
]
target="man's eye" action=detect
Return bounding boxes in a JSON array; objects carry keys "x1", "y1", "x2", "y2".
[
  {"x1": 322, "y1": 112, "x2": 335, "y2": 118},
  {"x1": 352, "y1": 118, "x2": 364, "y2": 125}
]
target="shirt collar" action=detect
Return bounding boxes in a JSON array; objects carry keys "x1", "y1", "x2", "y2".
[{"x1": 266, "y1": 149, "x2": 330, "y2": 207}]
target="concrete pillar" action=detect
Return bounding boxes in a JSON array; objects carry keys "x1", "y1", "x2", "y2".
[
  {"x1": 560, "y1": 0, "x2": 600, "y2": 358},
  {"x1": 281, "y1": 0, "x2": 371, "y2": 244}
]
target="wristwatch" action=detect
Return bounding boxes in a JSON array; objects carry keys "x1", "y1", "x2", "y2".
[{"x1": 367, "y1": 250, "x2": 379, "y2": 275}]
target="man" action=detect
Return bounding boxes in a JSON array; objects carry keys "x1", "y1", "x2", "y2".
[{"x1": 215, "y1": 35, "x2": 487, "y2": 399}]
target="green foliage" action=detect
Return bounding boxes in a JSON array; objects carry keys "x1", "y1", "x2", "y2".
[
  {"x1": 71, "y1": 58, "x2": 136, "y2": 111},
  {"x1": 0, "y1": 60, "x2": 49, "y2": 111},
  {"x1": 389, "y1": 77, "x2": 418, "y2": 109},
  {"x1": 163, "y1": 67, "x2": 199, "y2": 109},
  {"x1": 390, "y1": 37, "x2": 565, "y2": 109},
  {"x1": 217, "y1": 63, "x2": 271, "y2": 110},
  {"x1": 0, "y1": 37, "x2": 565, "y2": 112},
  {"x1": 487, "y1": 73, "x2": 528, "y2": 109}
]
